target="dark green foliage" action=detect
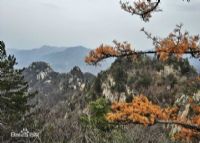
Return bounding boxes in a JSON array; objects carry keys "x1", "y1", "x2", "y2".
[
  {"x1": 94, "y1": 74, "x2": 102, "y2": 95},
  {"x1": 125, "y1": 95, "x2": 133, "y2": 103},
  {"x1": 166, "y1": 56, "x2": 197, "y2": 76},
  {"x1": 90, "y1": 97, "x2": 110, "y2": 116},
  {"x1": 183, "y1": 80, "x2": 200, "y2": 95},
  {"x1": 136, "y1": 73, "x2": 152, "y2": 89},
  {"x1": 153, "y1": 60, "x2": 164, "y2": 71},
  {"x1": 80, "y1": 97, "x2": 112, "y2": 131},
  {"x1": 79, "y1": 98, "x2": 133, "y2": 143},
  {"x1": 180, "y1": 58, "x2": 190, "y2": 74},
  {"x1": 127, "y1": 76, "x2": 137, "y2": 85},
  {"x1": 112, "y1": 65, "x2": 127, "y2": 93},
  {"x1": 85, "y1": 73, "x2": 103, "y2": 101},
  {"x1": 166, "y1": 73, "x2": 177, "y2": 88},
  {"x1": 179, "y1": 58, "x2": 197, "y2": 76},
  {"x1": 0, "y1": 41, "x2": 35, "y2": 134}
]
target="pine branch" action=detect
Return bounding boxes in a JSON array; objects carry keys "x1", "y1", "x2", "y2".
[
  {"x1": 109, "y1": 119, "x2": 200, "y2": 132},
  {"x1": 88, "y1": 49, "x2": 200, "y2": 65},
  {"x1": 156, "y1": 120, "x2": 200, "y2": 132},
  {"x1": 0, "y1": 84, "x2": 28, "y2": 96},
  {"x1": 120, "y1": 0, "x2": 161, "y2": 22},
  {"x1": 141, "y1": 0, "x2": 161, "y2": 20},
  {"x1": 0, "y1": 121, "x2": 7, "y2": 130}
]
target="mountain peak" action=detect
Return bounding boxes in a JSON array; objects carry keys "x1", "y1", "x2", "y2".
[
  {"x1": 70, "y1": 66, "x2": 83, "y2": 76},
  {"x1": 8, "y1": 45, "x2": 112, "y2": 74},
  {"x1": 29, "y1": 61, "x2": 53, "y2": 73}
]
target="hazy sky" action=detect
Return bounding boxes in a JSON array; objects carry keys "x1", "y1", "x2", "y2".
[{"x1": 0, "y1": 0, "x2": 200, "y2": 50}]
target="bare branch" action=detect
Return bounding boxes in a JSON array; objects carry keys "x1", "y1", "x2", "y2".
[
  {"x1": 120, "y1": 0, "x2": 190, "y2": 22},
  {"x1": 120, "y1": 0, "x2": 161, "y2": 22}
]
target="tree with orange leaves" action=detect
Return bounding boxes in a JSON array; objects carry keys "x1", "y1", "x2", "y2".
[
  {"x1": 85, "y1": 24, "x2": 200, "y2": 65},
  {"x1": 85, "y1": 0, "x2": 200, "y2": 142},
  {"x1": 106, "y1": 95, "x2": 200, "y2": 141}
]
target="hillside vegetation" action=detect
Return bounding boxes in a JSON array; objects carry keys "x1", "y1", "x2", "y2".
[{"x1": 21, "y1": 55, "x2": 200, "y2": 143}]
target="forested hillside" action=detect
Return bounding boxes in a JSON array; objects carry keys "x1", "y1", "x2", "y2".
[{"x1": 18, "y1": 55, "x2": 200, "y2": 142}]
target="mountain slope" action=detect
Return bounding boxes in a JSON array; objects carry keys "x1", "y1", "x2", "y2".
[
  {"x1": 23, "y1": 61, "x2": 95, "y2": 107},
  {"x1": 23, "y1": 56, "x2": 200, "y2": 143},
  {"x1": 23, "y1": 62, "x2": 97, "y2": 142},
  {"x1": 7, "y1": 46, "x2": 66, "y2": 67},
  {"x1": 84, "y1": 56, "x2": 200, "y2": 143},
  {"x1": 88, "y1": 56, "x2": 199, "y2": 104}
]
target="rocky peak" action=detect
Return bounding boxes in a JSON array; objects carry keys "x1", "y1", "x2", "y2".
[
  {"x1": 89, "y1": 56, "x2": 199, "y2": 105},
  {"x1": 23, "y1": 62, "x2": 95, "y2": 107},
  {"x1": 24, "y1": 62, "x2": 54, "y2": 82},
  {"x1": 29, "y1": 61, "x2": 53, "y2": 73},
  {"x1": 70, "y1": 66, "x2": 83, "y2": 77}
]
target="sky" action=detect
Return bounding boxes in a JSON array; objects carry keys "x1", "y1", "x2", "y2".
[{"x1": 0, "y1": 0, "x2": 200, "y2": 50}]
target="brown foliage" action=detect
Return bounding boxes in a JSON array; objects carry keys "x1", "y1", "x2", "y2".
[
  {"x1": 85, "y1": 25, "x2": 200, "y2": 65},
  {"x1": 145, "y1": 24, "x2": 200, "y2": 61},
  {"x1": 106, "y1": 95, "x2": 200, "y2": 141},
  {"x1": 85, "y1": 40, "x2": 136, "y2": 65},
  {"x1": 106, "y1": 95, "x2": 178, "y2": 125}
]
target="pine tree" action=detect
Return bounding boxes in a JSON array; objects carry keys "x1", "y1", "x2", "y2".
[{"x1": 0, "y1": 41, "x2": 34, "y2": 133}]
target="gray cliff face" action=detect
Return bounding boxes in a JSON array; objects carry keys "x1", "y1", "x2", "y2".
[
  {"x1": 22, "y1": 62, "x2": 96, "y2": 142},
  {"x1": 23, "y1": 61, "x2": 95, "y2": 107}
]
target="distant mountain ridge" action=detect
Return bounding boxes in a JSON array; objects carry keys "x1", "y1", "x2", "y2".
[
  {"x1": 7, "y1": 46, "x2": 199, "y2": 74},
  {"x1": 7, "y1": 46, "x2": 113, "y2": 75}
]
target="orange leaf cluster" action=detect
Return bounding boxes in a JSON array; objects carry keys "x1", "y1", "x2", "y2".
[
  {"x1": 174, "y1": 113, "x2": 200, "y2": 141},
  {"x1": 155, "y1": 24, "x2": 200, "y2": 61},
  {"x1": 174, "y1": 127, "x2": 200, "y2": 142},
  {"x1": 191, "y1": 105, "x2": 200, "y2": 114},
  {"x1": 192, "y1": 115, "x2": 200, "y2": 125},
  {"x1": 85, "y1": 25, "x2": 200, "y2": 65},
  {"x1": 85, "y1": 40, "x2": 134, "y2": 65},
  {"x1": 106, "y1": 95, "x2": 200, "y2": 141},
  {"x1": 85, "y1": 44, "x2": 118, "y2": 65},
  {"x1": 106, "y1": 95, "x2": 178, "y2": 125},
  {"x1": 197, "y1": 76, "x2": 200, "y2": 81}
]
